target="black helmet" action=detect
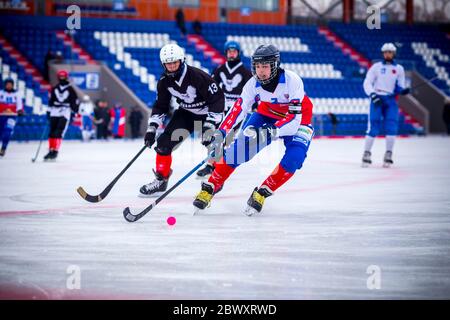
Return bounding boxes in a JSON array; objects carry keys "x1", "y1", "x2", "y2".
[
  {"x1": 4, "y1": 78, "x2": 14, "y2": 91},
  {"x1": 251, "y1": 44, "x2": 280, "y2": 85},
  {"x1": 4, "y1": 77, "x2": 14, "y2": 86}
]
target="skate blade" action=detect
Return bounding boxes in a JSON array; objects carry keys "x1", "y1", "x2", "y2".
[
  {"x1": 243, "y1": 206, "x2": 258, "y2": 217},
  {"x1": 193, "y1": 207, "x2": 203, "y2": 216},
  {"x1": 383, "y1": 162, "x2": 392, "y2": 168},
  {"x1": 361, "y1": 162, "x2": 371, "y2": 168},
  {"x1": 138, "y1": 192, "x2": 164, "y2": 198}
]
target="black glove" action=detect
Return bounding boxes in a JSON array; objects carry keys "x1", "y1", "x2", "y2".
[
  {"x1": 17, "y1": 109, "x2": 24, "y2": 117},
  {"x1": 400, "y1": 88, "x2": 410, "y2": 95},
  {"x1": 201, "y1": 120, "x2": 217, "y2": 146},
  {"x1": 370, "y1": 93, "x2": 382, "y2": 107},
  {"x1": 70, "y1": 100, "x2": 80, "y2": 113},
  {"x1": 144, "y1": 124, "x2": 158, "y2": 148}
]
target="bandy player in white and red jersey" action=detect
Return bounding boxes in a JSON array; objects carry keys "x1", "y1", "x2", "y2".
[
  {"x1": 193, "y1": 44, "x2": 314, "y2": 216},
  {"x1": 0, "y1": 78, "x2": 24, "y2": 157}
]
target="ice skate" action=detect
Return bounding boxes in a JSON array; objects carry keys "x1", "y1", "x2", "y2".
[
  {"x1": 43, "y1": 150, "x2": 58, "y2": 161},
  {"x1": 193, "y1": 181, "x2": 215, "y2": 214},
  {"x1": 383, "y1": 151, "x2": 393, "y2": 168},
  {"x1": 193, "y1": 181, "x2": 223, "y2": 214},
  {"x1": 243, "y1": 186, "x2": 273, "y2": 216},
  {"x1": 361, "y1": 151, "x2": 372, "y2": 168},
  {"x1": 196, "y1": 163, "x2": 215, "y2": 179},
  {"x1": 139, "y1": 170, "x2": 171, "y2": 197}
]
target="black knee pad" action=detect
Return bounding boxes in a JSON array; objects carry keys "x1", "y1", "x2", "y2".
[{"x1": 154, "y1": 146, "x2": 172, "y2": 156}]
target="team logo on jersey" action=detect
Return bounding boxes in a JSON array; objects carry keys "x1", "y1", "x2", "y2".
[
  {"x1": 168, "y1": 85, "x2": 197, "y2": 104},
  {"x1": 219, "y1": 72, "x2": 243, "y2": 92},
  {"x1": 255, "y1": 94, "x2": 260, "y2": 102},
  {"x1": 392, "y1": 69, "x2": 397, "y2": 74},
  {"x1": 284, "y1": 94, "x2": 290, "y2": 99},
  {"x1": 55, "y1": 88, "x2": 69, "y2": 102},
  {"x1": 381, "y1": 68, "x2": 386, "y2": 74}
]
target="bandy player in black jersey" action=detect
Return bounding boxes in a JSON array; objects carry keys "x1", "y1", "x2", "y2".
[
  {"x1": 196, "y1": 40, "x2": 253, "y2": 178},
  {"x1": 140, "y1": 43, "x2": 225, "y2": 196}
]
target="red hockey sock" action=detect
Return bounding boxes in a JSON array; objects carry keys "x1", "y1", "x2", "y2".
[
  {"x1": 261, "y1": 164, "x2": 294, "y2": 192},
  {"x1": 48, "y1": 138, "x2": 57, "y2": 150},
  {"x1": 208, "y1": 159, "x2": 235, "y2": 192},
  {"x1": 54, "y1": 138, "x2": 62, "y2": 151},
  {"x1": 156, "y1": 153, "x2": 172, "y2": 178}
]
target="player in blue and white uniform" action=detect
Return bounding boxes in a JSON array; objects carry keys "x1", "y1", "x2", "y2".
[
  {"x1": 79, "y1": 95, "x2": 95, "y2": 142},
  {"x1": 362, "y1": 43, "x2": 410, "y2": 167},
  {"x1": 196, "y1": 40, "x2": 253, "y2": 178},
  {"x1": 193, "y1": 44, "x2": 314, "y2": 216},
  {"x1": 0, "y1": 78, "x2": 23, "y2": 157}
]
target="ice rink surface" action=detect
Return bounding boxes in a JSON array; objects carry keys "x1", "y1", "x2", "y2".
[{"x1": 0, "y1": 136, "x2": 449, "y2": 299}]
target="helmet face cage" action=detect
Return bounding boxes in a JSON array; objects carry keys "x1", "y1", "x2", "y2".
[
  {"x1": 251, "y1": 55, "x2": 280, "y2": 85},
  {"x1": 162, "y1": 58, "x2": 185, "y2": 77}
]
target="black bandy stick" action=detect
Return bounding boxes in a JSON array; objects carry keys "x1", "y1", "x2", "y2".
[
  {"x1": 123, "y1": 157, "x2": 208, "y2": 222},
  {"x1": 77, "y1": 145, "x2": 147, "y2": 203},
  {"x1": 31, "y1": 124, "x2": 49, "y2": 163}
]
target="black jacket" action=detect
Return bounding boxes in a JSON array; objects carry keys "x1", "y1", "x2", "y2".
[{"x1": 49, "y1": 83, "x2": 79, "y2": 112}]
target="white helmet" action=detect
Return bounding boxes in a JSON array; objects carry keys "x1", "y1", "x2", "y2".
[
  {"x1": 381, "y1": 43, "x2": 397, "y2": 53},
  {"x1": 159, "y1": 43, "x2": 185, "y2": 77},
  {"x1": 160, "y1": 43, "x2": 185, "y2": 64}
]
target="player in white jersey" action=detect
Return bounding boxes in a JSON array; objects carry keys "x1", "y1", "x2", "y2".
[
  {"x1": 196, "y1": 40, "x2": 253, "y2": 178},
  {"x1": 362, "y1": 43, "x2": 410, "y2": 167},
  {"x1": 193, "y1": 44, "x2": 314, "y2": 216},
  {"x1": 79, "y1": 95, "x2": 95, "y2": 142},
  {"x1": 0, "y1": 78, "x2": 23, "y2": 157}
]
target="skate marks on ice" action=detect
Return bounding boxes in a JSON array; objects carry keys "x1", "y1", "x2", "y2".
[{"x1": 1, "y1": 138, "x2": 450, "y2": 299}]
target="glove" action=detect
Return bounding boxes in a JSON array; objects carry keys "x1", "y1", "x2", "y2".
[
  {"x1": 71, "y1": 104, "x2": 79, "y2": 113},
  {"x1": 144, "y1": 123, "x2": 158, "y2": 148},
  {"x1": 243, "y1": 124, "x2": 278, "y2": 142},
  {"x1": 261, "y1": 123, "x2": 279, "y2": 141},
  {"x1": 46, "y1": 111, "x2": 51, "y2": 120},
  {"x1": 17, "y1": 109, "x2": 24, "y2": 117},
  {"x1": 207, "y1": 129, "x2": 226, "y2": 159},
  {"x1": 370, "y1": 93, "x2": 382, "y2": 107},
  {"x1": 243, "y1": 125, "x2": 257, "y2": 139},
  {"x1": 400, "y1": 88, "x2": 410, "y2": 95},
  {"x1": 201, "y1": 120, "x2": 217, "y2": 146}
]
